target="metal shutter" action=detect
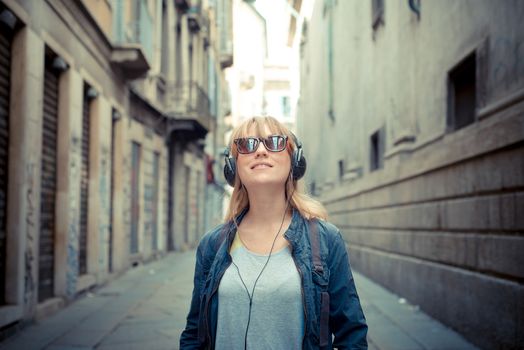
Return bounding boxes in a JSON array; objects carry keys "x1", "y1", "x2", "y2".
[
  {"x1": 79, "y1": 89, "x2": 90, "y2": 275},
  {"x1": 184, "y1": 165, "x2": 190, "y2": 244},
  {"x1": 0, "y1": 23, "x2": 12, "y2": 305},
  {"x1": 130, "y1": 142, "x2": 141, "y2": 254},
  {"x1": 38, "y1": 58, "x2": 59, "y2": 302},
  {"x1": 109, "y1": 116, "x2": 116, "y2": 272},
  {"x1": 152, "y1": 152, "x2": 159, "y2": 251}
]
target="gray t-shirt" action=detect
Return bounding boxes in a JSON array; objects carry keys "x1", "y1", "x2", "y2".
[{"x1": 215, "y1": 235, "x2": 304, "y2": 350}]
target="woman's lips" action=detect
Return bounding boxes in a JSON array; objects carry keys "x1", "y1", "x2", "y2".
[{"x1": 251, "y1": 163, "x2": 272, "y2": 169}]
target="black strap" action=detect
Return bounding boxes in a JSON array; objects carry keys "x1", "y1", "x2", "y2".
[
  {"x1": 319, "y1": 291, "x2": 330, "y2": 347},
  {"x1": 310, "y1": 219, "x2": 331, "y2": 348},
  {"x1": 308, "y1": 219, "x2": 323, "y2": 273}
]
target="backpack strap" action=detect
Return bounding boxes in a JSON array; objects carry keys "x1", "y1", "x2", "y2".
[
  {"x1": 308, "y1": 218, "x2": 323, "y2": 273},
  {"x1": 309, "y1": 219, "x2": 330, "y2": 347}
]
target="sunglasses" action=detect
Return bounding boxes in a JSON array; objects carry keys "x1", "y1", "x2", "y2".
[{"x1": 234, "y1": 135, "x2": 288, "y2": 154}]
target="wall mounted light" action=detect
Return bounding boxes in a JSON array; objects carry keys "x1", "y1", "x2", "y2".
[
  {"x1": 86, "y1": 86, "x2": 98, "y2": 100},
  {"x1": 112, "y1": 109, "x2": 122, "y2": 121},
  {"x1": 0, "y1": 8, "x2": 17, "y2": 30},
  {"x1": 52, "y1": 56, "x2": 69, "y2": 72}
]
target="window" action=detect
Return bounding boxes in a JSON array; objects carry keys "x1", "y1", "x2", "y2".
[
  {"x1": 160, "y1": 0, "x2": 168, "y2": 77},
  {"x1": 370, "y1": 127, "x2": 385, "y2": 172},
  {"x1": 310, "y1": 181, "x2": 317, "y2": 196},
  {"x1": 372, "y1": 0, "x2": 384, "y2": 29},
  {"x1": 338, "y1": 159, "x2": 345, "y2": 180},
  {"x1": 447, "y1": 52, "x2": 476, "y2": 131},
  {"x1": 281, "y1": 96, "x2": 290, "y2": 118},
  {"x1": 175, "y1": 22, "x2": 182, "y2": 85}
]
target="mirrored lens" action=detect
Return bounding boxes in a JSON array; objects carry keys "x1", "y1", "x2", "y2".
[
  {"x1": 263, "y1": 135, "x2": 286, "y2": 151},
  {"x1": 236, "y1": 138, "x2": 259, "y2": 154}
]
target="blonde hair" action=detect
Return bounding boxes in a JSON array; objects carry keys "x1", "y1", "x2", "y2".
[{"x1": 224, "y1": 116, "x2": 328, "y2": 222}]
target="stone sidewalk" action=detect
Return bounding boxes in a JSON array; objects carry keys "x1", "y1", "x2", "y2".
[{"x1": 0, "y1": 250, "x2": 478, "y2": 350}]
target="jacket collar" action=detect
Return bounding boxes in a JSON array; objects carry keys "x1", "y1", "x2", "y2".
[
  {"x1": 222, "y1": 207, "x2": 249, "y2": 248},
  {"x1": 283, "y1": 208, "x2": 305, "y2": 243},
  {"x1": 226, "y1": 206, "x2": 306, "y2": 246},
  {"x1": 284, "y1": 208, "x2": 307, "y2": 251}
]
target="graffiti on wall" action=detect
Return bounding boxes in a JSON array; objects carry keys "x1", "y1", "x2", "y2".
[
  {"x1": 66, "y1": 136, "x2": 81, "y2": 297},
  {"x1": 491, "y1": 0, "x2": 524, "y2": 94},
  {"x1": 144, "y1": 181, "x2": 153, "y2": 243},
  {"x1": 122, "y1": 155, "x2": 131, "y2": 238},
  {"x1": 24, "y1": 162, "x2": 36, "y2": 304},
  {"x1": 491, "y1": 36, "x2": 524, "y2": 91},
  {"x1": 98, "y1": 146, "x2": 110, "y2": 269}
]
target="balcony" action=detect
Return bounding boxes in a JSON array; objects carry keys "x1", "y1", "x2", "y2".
[
  {"x1": 167, "y1": 81, "x2": 215, "y2": 140},
  {"x1": 111, "y1": 0, "x2": 153, "y2": 79},
  {"x1": 218, "y1": 0, "x2": 233, "y2": 68},
  {"x1": 111, "y1": 44, "x2": 150, "y2": 79},
  {"x1": 187, "y1": 3, "x2": 207, "y2": 34},
  {"x1": 220, "y1": 40, "x2": 234, "y2": 69}
]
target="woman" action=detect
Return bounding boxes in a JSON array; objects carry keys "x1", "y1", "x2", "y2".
[{"x1": 180, "y1": 116, "x2": 367, "y2": 349}]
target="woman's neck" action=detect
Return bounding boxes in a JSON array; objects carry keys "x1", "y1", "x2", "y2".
[
  {"x1": 235, "y1": 186, "x2": 293, "y2": 253},
  {"x1": 242, "y1": 187, "x2": 291, "y2": 229}
]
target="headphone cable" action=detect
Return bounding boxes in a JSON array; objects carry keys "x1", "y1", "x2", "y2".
[{"x1": 231, "y1": 188, "x2": 294, "y2": 350}]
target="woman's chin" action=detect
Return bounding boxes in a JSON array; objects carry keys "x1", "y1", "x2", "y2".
[{"x1": 243, "y1": 177, "x2": 287, "y2": 189}]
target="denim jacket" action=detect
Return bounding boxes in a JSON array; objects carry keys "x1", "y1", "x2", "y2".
[{"x1": 180, "y1": 209, "x2": 368, "y2": 349}]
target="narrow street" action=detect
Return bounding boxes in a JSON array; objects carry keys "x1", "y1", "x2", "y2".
[
  {"x1": 1, "y1": 251, "x2": 478, "y2": 350},
  {"x1": 1, "y1": 251, "x2": 195, "y2": 350},
  {"x1": 1, "y1": 1, "x2": 522, "y2": 348}
]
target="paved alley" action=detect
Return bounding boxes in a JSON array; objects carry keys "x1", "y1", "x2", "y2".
[{"x1": 0, "y1": 251, "x2": 478, "y2": 350}]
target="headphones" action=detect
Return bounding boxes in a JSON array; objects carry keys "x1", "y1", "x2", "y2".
[{"x1": 223, "y1": 132, "x2": 307, "y2": 187}]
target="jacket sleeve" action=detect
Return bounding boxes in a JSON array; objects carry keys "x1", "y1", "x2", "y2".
[
  {"x1": 180, "y1": 241, "x2": 206, "y2": 349},
  {"x1": 328, "y1": 229, "x2": 368, "y2": 349}
]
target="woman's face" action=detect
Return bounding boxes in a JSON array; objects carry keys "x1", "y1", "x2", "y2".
[{"x1": 236, "y1": 124, "x2": 291, "y2": 190}]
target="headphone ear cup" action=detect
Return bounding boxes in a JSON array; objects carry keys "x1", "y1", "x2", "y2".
[
  {"x1": 223, "y1": 156, "x2": 236, "y2": 187},
  {"x1": 292, "y1": 153, "x2": 306, "y2": 180}
]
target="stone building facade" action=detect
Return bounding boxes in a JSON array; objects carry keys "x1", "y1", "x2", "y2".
[
  {"x1": 297, "y1": 0, "x2": 523, "y2": 348},
  {"x1": 0, "y1": 0, "x2": 232, "y2": 331}
]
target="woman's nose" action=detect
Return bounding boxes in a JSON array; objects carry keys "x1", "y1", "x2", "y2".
[{"x1": 254, "y1": 141, "x2": 268, "y2": 157}]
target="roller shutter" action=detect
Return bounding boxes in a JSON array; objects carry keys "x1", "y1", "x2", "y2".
[
  {"x1": 152, "y1": 152, "x2": 160, "y2": 251},
  {"x1": 38, "y1": 56, "x2": 59, "y2": 302},
  {"x1": 109, "y1": 115, "x2": 116, "y2": 272},
  {"x1": 79, "y1": 88, "x2": 90, "y2": 274},
  {"x1": 0, "y1": 20, "x2": 13, "y2": 305},
  {"x1": 130, "y1": 142, "x2": 141, "y2": 254}
]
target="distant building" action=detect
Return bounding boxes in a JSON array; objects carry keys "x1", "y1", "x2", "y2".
[
  {"x1": 298, "y1": 1, "x2": 523, "y2": 349},
  {"x1": 263, "y1": 62, "x2": 293, "y2": 130},
  {"x1": 256, "y1": 0, "x2": 297, "y2": 130},
  {"x1": 0, "y1": 0, "x2": 232, "y2": 332},
  {"x1": 226, "y1": 0, "x2": 267, "y2": 126},
  {"x1": 227, "y1": 0, "x2": 296, "y2": 132}
]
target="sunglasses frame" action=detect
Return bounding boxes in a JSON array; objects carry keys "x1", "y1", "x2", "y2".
[{"x1": 234, "y1": 135, "x2": 288, "y2": 154}]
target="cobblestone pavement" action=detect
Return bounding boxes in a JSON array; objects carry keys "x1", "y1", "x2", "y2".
[{"x1": 0, "y1": 250, "x2": 478, "y2": 350}]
